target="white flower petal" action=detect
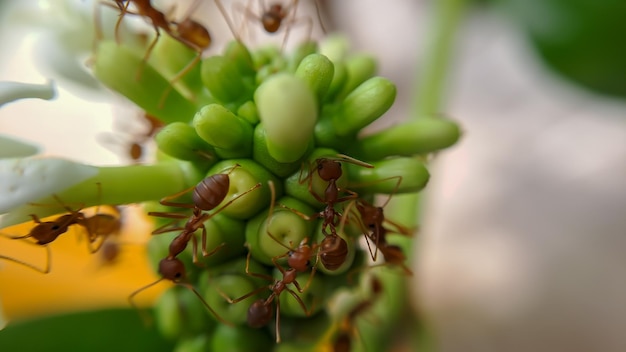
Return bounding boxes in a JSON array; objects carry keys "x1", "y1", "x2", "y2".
[
  {"x1": 0, "y1": 135, "x2": 40, "y2": 159},
  {"x1": 0, "y1": 81, "x2": 56, "y2": 107},
  {"x1": 0, "y1": 158, "x2": 98, "y2": 217}
]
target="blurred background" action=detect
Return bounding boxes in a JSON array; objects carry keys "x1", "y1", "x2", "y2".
[{"x1": 1, "y1": 0, "x2": 626, "y2": 351}]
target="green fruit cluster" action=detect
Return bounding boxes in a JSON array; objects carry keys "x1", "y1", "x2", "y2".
[{"x1": 93, "y1": 34, "x2": 460, "y2": 351}]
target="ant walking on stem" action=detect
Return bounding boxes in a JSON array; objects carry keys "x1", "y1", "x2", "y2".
[
  {"x1": 0, "y1": 184, "x2": 120, "y2": 274},
  {"x1": 220, "y1": 181, "x2": 318, "y2": 343},
  {"x1": 128, "y1": 165, "x2": 261, "y2": 324}
]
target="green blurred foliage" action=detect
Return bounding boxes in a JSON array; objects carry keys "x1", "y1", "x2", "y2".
[
  {"x1": 0, "y1": 309, "x2": 174, "y2": 351},
  {"x1": 497, "y1": 0, "x2": 626, "y2": 98}
]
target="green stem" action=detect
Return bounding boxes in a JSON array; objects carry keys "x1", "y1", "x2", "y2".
[
  {"x1": 413, "y1": 0, "x2": 467, "y2": 118},
  {"x1": 1, "y1": 161, "x2": 202, "y2": 227},
  {"x1": 386, "y1": 0, "x2": 467, "y2": 350}
]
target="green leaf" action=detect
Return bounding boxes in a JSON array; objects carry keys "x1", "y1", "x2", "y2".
[
  {"x1": 500, "y1": 0, "x2": 626, "y2": 98},
  {"x1": 0, "y1": 309, "x2": 175, "y2": 351}
]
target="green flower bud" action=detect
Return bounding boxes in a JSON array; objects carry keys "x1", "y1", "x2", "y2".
[
  {"x1": 154, "y1": 286, "x2": 214, "y2": 340},
  {"x1": 211, "y1": 323, "x2": 273, "y2": 352},
  {"x1": 255, "y1": 57, "x2": 287, "y2": 85},
  {"x1": 93, "y1": 41, "x2": 196, "y2": 123},
  {"x1": 283, "y1": 148, "x2": 349, "y2": 207},
  {"x1": 192, "y1": 214, "x2": 246, "y2": 267},
  {"x1": 174, "y1": 335, "x2": 211, "y2": 352},
  {"x1": 245, "y1": 197, "x2": 316, "y2": 265},
  {"x1": 254, "y1": 73, "x2": 317, "y2": 163},
  {"x1": 295, "y1": 54, "x2": 334, "y2": 105},
  {"x1": 325, "y1": 61, "x2": 347, "y2": 102},
  {"x1": 319, "y1": 35, "x2": 350, "y2": 63},
  {"x1": 201, "y1": 56, "x2": 253, "y2": 104},
  {"x1": 193, "y1": 104, "x2": 253, "y2": 158},
  {"x1": 287, "y1": 41, "x2": 318, "y2": 72},
  {"x1": 334, "y1": 54, "x2": 377, "y2": 101},
  {"x1": 276, "y1": 312, "x2": 331, "y2": 348},
  {"x1": 313, "y1": 110, "x2": 355, "y2": 150},
  {"x1": 200, "y1": 258, "x2": 270, "y2": 324},
  {"x1": 223, "y1": 41, "x2": 256, "y2": 77},
  {"x1": 151, "y1": 34, "x2": 203, "y2": 95},
  {"x1": 251, "y1": 45, "x2": 281, "y2": 70},
  {"x1": 205, "y1": 274, "x2": 262, "y2": 325},
  {"x1": 349, "y1": 117, "x2": 462, "y2": 160},
  {"x1": 252, "y1": 123, "x2": 313, "y2": 178},
  {"x1": 206, "y1": 159, "x2": 280, "y2": 219},
  {"x1": 332, "y1": 77, "x2": 396, "y2": 136},
  {"x1": 237, "y1": 101, "x2": 260, "y2": 125},
  {"x1": 347, "y1": 157, "x2": 430, "y2": 194},
  {"x1": 155, "y1": 122, "x2": 217, "y2": 163}
]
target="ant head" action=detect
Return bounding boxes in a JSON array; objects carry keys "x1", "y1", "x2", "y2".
[
  {"x1": 158, "y1": 257, "x2": 186, "y2": 282},
  {"x1": 247, "y1": 299, "x2": 273, "y2": 328},
  {"x1": 316, "y1": 158, "x2": 342, "y2": 181}
]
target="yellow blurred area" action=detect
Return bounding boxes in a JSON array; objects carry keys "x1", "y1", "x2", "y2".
[{"x1": 0, "y1": 205, "x2": 170, "y2": 322}]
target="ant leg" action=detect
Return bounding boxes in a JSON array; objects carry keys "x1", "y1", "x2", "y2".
[
  {"x1": 178, "y1": 282, "x2": 234, "y2": 326},
  {"x1": 155, "y1": 185, "x2": 197, "y2": 209},
  {"x1": 157, "y1": 51, "x2": 201, "y2": 107},
  {"x1": 279, "y1": 0, "x2": 302, "y2": 51},
  {"x1": 0, "y1": 243, "x2": 51, "y2": 274},
  {"x1": 312, "y1": 0, "x2": 327, "y2": 34},
  {"x1": 128, "y1": 277, "x2": 165, "y2": 325},
  {"x1": 214, "y1": 0, "x2": 240, "y2": 41}
]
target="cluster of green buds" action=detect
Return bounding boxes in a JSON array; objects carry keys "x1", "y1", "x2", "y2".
[{"x1": 85, "y1": 32, "x2": 460, "y2": 352}]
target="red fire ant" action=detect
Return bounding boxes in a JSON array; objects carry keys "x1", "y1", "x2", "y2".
[
  {"x1": 215, "y1": 0, "x2": 326, "y2": 49},
  {"x1": 220, "y1": 180, "x2": 318, "y2": 342},
  {"x1": 128, "y1": 166, "x2": 261, "y2": 323},
  {"x1": 352, "y1": 177, "x2": 415, "y2": 276},
  {"x1": 147, "y1": 165, "x2": 261, "y2": 263},
  {"x1": 97, "y1": 0, "x2": 214, "y2": 104},
  {"x1": 0, "y1": 187, "x2": 121, "y2": 273}
]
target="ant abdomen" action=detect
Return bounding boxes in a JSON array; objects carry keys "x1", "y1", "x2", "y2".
[
  {"x1": 247, "y1": 299, "x2": 273, "y2": 328},
  {"x1": 193, "y1": 173, "x2": 230, "y2": 211},
  {"x1": 319, "y1": 234, "x2": 348, "y2": 271}
]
